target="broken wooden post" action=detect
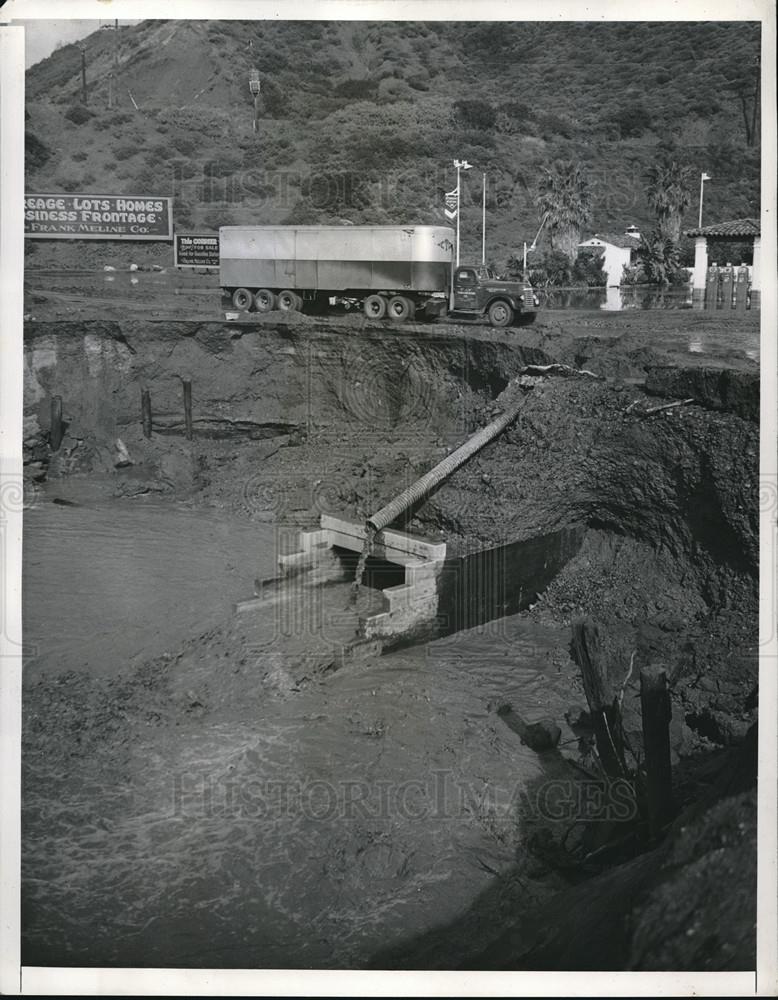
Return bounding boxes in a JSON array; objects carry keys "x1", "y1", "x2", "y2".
[
  {"x1": 183, "y1": 379, "x2": 193, "y2": 440},
  {"x1": 640, "y1": 665, "x2": 674, "y2": 839},
  {"x1": 141, "y1": 389, "x2": 152, "y2": 439},
  {"x1": 570, "y1": 619, "x2": 626, "y2": 778},
  {"x1": 50, "y1": 395, "x2": 63, "y2": 452}
]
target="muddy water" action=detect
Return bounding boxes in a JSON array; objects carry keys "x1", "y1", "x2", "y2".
[
  {"x1": 23, "y1": 496, "x2": 580, "y2": 969},
  {"x1": 23, "y1": 488, "x2": 279, "y2": 680}
]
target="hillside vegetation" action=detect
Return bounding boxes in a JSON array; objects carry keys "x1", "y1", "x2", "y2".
[{"x1": 24, "y1": 19, "x2": 760, "y2": 267}]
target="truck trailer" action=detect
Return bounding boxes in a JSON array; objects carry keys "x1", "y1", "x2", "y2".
[{"x1": 219, "y1": 224, "x2": 536, "y2": 327}]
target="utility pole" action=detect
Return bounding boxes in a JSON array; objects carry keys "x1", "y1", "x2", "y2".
[
  {"x1": 249, "y1": 69, "x2": 260, "y2": 132},
  {"x1": 481, "y1": 171, "x2": 487, "y2": 265},
  {"x1": 102, "y1": 19, "x2": 120, "y2": 109},
  {"x1": 80, "y1": 45, "x2": 87, "y2": 104}
]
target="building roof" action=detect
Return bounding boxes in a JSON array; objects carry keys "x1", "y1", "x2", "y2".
[
  {"x1": 685, "y1": 217, "x2": 760, "y2": 238},
  {"x1": 579, "y1": 232, "x2": 640, "y2": 249}
]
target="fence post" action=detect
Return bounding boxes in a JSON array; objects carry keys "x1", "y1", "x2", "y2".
[
  {"x1": 141, "y1": 388, "x2": 152, "y2": 438},
  {"x1": 640, "y1": 665, "x2": 675, "y2": 840},
  {"x1": 50, "y1": 396, "x2": 63, "y2": 451},
  {"x1": 183, "y1": 379, "x2": 193, "y2": 440}
]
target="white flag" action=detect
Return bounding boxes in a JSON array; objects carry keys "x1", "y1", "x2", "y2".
[
  {"x1": 701, "y1": 172, "x2": 711, "y2": 181},
  {"x1": 444, "y1": 188, "x2": 458, "y2": 220}
]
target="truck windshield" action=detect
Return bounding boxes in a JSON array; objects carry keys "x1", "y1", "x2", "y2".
[{"x1": 477, "y1": 267, "x2": 496, "y2": 280}]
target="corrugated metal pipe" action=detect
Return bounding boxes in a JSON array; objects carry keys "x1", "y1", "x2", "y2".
[{"x1": 367, "y1": 389, "x2": 528, "y2": 534}]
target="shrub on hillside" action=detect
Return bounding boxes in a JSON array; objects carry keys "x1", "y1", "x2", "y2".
[
  {"x1": 53, "y1": 173, "x2": 82, "y2": 193},
  {"x1": 495, "y1": 101, "x2": 535, "y2": 134},
  {"x1": 64, "y1": 104, "x2": 94, "y2": 126},
  {"x1": 377, "y1": 77, "x2": 414, "y2": 102},
  {"x1": 611, "y1": 102, "x2": 653, "y2": 139},
  {"x1": 452, "y1": 99, "x2": 497, "y2": 131},
  {"x1": 334, "y1": 78, "x2": 378, "y2": 99},
  {"x1": 170, "y1": 134, "x2": 197, "y2": 156},
  {"x1": 114, "y1": 144, "x2": 137, "y2": 161},
  {"x1": 72, "y1": 150, "x2": 89, "y2": 162},
  {"x1": 25, "y1": 132, "x2": 51, "y2": 171},
  {"x1": 535, "y1": 111, "x2": 575, "y2": 139}
]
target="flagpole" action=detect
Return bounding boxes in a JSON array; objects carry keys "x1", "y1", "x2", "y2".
[
  {"x1": 452, "y1": 159, "x2": 472, "y2": 268},
  {"x1": 456, "y1": 161, "x2": 461, "y2": 267},
  {"x1": 698, "y1": 172, "x2": 710, "y2": 228},
  {"x1": 481, "y1": 172, "x2": 486, "y2": 265}
]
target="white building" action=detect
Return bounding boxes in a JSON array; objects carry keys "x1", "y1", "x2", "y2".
[{"x1": 577, "y1": 230, "x2": 641, "y2": 286}]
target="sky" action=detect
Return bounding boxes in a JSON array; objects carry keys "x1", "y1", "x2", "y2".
[{"x1": 18, "y1": 19, "x2": 141, "y2": 68}]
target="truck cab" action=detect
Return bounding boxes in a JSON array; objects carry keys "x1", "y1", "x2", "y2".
[{"x1": 452, "y1": 265, "x2": 537, "y2": 327}]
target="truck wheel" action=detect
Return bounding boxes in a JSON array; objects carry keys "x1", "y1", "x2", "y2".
[
  {"x1": 488, "y1": 300, "x2": 513, "y2": 328},
  {"x1": 364, "y1": 294, "x2": 386, "y2": 320},
  {"x1": 278, "y1": 290, "x2": 299, "y2": 312},
  {"x1": 387, "y1": 295, "x2": 413, "y2": 321},
  {"x1": 254, "y1": 289, "x2": 276, "y2": 312},
  {"x1": 232, "y1": 287, "x2": 253, "y2": 311}
]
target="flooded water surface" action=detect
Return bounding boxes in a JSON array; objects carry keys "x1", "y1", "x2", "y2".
[{"x1": 22, "y1": 493, "x2": 579, "y2": 968}]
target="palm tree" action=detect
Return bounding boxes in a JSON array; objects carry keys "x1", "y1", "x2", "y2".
[
  {"x1": 635, "y1": 230, "x2": 682, "y2": 286},
  {"x1": 645, "y1": 158, "x2": 693, "y2": 244},
  {"x1": 536, "y1": 161, "x2": 592, "y2": 264}
]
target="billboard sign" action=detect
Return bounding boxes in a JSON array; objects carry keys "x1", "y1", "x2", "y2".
[
  {"x1": 174, "y1": 233, "x2": 220, "y2": 268},
  {"x1": 24, "y1": 194, "x2": 173, "y2": 240}
]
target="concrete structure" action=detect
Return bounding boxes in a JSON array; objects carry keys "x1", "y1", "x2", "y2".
[
  {"x1": 250, "y1": 513, "x2": 584, "y2": 650},
  {"x1": 685, "y1": 218, "x2": 760, "y2": 308},
  {"x1": 263, "y1": 514, "x2": 447, "y2": 645},
  {"x1": 577, "y1": 230, "x2": 640, "y2": 286}
]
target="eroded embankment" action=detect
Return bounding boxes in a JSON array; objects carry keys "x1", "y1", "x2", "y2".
[{"x1": 22, "y1": 316, "x2": 759, "y2": 970}]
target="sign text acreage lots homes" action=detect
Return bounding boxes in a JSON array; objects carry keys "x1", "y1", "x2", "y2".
[{"x1": 25, "y1": 195, "x2": 173, "y2": 240}]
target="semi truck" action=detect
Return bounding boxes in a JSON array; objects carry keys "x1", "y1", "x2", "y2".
[{"x1": 219, "y1": 224, "x2": 537, "y2": 327}]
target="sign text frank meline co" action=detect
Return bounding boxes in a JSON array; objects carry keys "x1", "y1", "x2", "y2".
[{"x1": 24, "y1": 194, "x2": 173, "y2": 240}]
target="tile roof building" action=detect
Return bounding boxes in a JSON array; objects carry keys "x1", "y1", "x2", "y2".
[{"x1": 684, "y1": 218, "x2": 761, "y2": 306}]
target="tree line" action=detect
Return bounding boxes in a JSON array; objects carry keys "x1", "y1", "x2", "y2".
[{"x1": 532, "y1": 153, "x2": 701, "y2": 287}]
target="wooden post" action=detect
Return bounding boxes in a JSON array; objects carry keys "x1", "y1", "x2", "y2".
[
  {"x1": 183, "y1": 379, "x2": 193, "y2": 440},
  {"x1": 141, "y1": 389, "x2": 152, "y2": 438},
  {"x1": 640, "y1": 665, "x2": 674, "y2": 839},
  {"x1": 50, "y1": 396, "x2": 63, "y2": 452},
  {"x1": 570, "y1": 620, "x2": 626, "y2": 778},
  {"x1": 80, "y1": 47, "x2": 87, "y2": 105}
]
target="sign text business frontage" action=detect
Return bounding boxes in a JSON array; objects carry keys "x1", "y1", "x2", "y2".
[
  {"x1": 174, "y1": 234, "x2": 220, "y2": 268},
  {"x1": 25, "y1": 194, "x2": 173, "y2": 240}
]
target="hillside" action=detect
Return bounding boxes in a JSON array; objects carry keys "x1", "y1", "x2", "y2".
[{"x1": 24, "y1": 19, "x2": 761, "y2": 268}]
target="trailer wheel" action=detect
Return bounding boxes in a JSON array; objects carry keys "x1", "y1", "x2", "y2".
[
  {"x1": 232, "y1": 287, "x2": 253, "y2": 311},
  {"x1": 254, "y1": 289, "x2": 276, "y2": 312},
  {"x1": 487, "y1": 300, "x2": 513, "y2": 328},
  {"x1": 278, "y1": 290, "x2": 299, "y2": 312},
  {"x1": 364, "y1": 294, "x2": 387, "y2": 320},
  {"x1": 387, "y1": 295, "x2": 413, "y2": 321}
]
